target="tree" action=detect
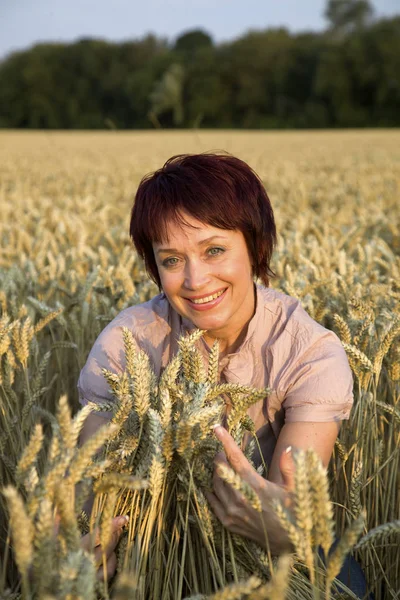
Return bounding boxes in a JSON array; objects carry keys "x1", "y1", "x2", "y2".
[
  {"x1": 1, "y1": 16, "x2": 399, "y2": 130},
  {"x1": 173, "y1": 29, "x2": 213, "y2": 56},
  {"x1": 148, "y1": 63, "x2": 185, "y2": 127},
  {"x1": 324, "y1": 0, "x2": 374, "y2": 36}
]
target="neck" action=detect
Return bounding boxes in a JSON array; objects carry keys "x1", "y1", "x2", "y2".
[{"x1": 203, "y1": 284, "x2": 257, "y2": 357}]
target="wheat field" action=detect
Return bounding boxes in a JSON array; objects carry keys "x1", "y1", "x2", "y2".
[{"x1": 0, "y1": 130, "x2": 399, "y2": 599}]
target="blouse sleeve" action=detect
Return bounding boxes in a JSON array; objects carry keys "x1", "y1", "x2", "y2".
[
  {"x1": 282, "y1": 332, "x2": 354, "y2": 423},
  {"x1": 77, "y1": 323, "x2": 136, "y2": 417}
]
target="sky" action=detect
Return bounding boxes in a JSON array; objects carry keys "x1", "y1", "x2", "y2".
[{"x1": 0, "y1": 0, "x2": 399, "y2": 59}]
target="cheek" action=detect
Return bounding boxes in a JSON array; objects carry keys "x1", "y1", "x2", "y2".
[
  {"x1": 159, "y1": 271, "x2": 181, "y2": 294},
  {"x1": 220, "y1": 257, "x2": 252, "y2": 281}
]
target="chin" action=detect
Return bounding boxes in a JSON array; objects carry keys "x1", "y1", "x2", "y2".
[{"x1": 190, "y1": 316, "x2": 227, "y2": 332}]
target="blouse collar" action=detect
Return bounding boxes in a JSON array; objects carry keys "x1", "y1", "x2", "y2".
[{"x1": 179, "y1": 283, "x2": 264, "y2": 358}]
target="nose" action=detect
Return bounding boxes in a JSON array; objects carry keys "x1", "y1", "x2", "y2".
[{"x1": 183, "y1": 259, "x2": 210, "y2": 291}]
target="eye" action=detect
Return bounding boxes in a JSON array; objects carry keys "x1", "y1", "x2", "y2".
[
  {"x1": 162, "y1": 257, "x2": 179, "y2": 268},
  {"x1": 207, "y1": 247, "x2": 225, "y2": 256}
]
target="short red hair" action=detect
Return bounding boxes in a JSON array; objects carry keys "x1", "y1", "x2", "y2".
[{"x1": 130, "y1": 153, "x2": 277, "y2": 288}]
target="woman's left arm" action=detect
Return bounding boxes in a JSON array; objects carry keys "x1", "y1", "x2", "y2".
[{"x1": 267, "y1": 420, "x2": 340, "y2": 485}]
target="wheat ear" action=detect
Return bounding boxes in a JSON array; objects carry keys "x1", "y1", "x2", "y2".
[
  {"x1": 306, "y1": 449, "x2": 334, "y2": 558},
  {"x1": 354, "y1": 520, "x2": 400, "y2": 550},
  {"x1": 15, "y1": 423, "x2": 44, "y2": 485},
  {"x1": 33, "y1": 497, "x2": 55, "y2": 594},
  {"x1": 326, "y1": 511, "x2": 365, "y2": 587},
  {"x1": 207, "y1": 340, "x2": 220, "y2": 384},
  {"x1": 292, "y1": 450, "x2": 314, "y2": 576},
  {"x1": 217, "y1": 463, "x2": 262, "y2": 512},
  {"x1": 251, "y1": 554, "x2": 292, "y2": 600},
  {"x1": 3, "y1": 486, "x2": 34, "y2": 583},
  {"x1": 209, "y1": 575, "x2": 261, "y2": 599}
]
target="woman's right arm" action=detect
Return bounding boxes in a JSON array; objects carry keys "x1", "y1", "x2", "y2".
[{"x1": 79, "y1": 412, "x2": 111, "y2": 446}]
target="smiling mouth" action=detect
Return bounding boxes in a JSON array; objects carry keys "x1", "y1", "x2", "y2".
[{"x1": 186, "y1": 289, "x2": 226, "y2": 305}]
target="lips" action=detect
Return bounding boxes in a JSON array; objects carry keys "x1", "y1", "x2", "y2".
[
  {"x1": 186, "y1": 288, "x2": 226, "y2": 304},
  {"x1": 184, "y1": 287, "x2": 228, "y2": 311}
]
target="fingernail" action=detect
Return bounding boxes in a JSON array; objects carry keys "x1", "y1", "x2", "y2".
[
  {"x1": 212, "y1": 423, "x2": 223, "y2": 434},
  {"x1": 285, "y1": 446, "x2": 292, "y2": 454},
  {"x1": 118, "y1": 515, "x2": 129, "y2": 527}
]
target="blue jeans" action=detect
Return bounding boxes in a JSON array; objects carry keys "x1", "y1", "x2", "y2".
[{"x1": 319, "y1": 541, "x2": 374, "y2": 599}]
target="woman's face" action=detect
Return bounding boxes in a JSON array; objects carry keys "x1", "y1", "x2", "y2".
[{"x1": 153, "y1": 213, "x2": 255, "y2": 348}]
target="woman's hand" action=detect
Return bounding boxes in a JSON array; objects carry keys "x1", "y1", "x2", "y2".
[
  {"x1": 81, "y1": 515, "x2": 129, "y2": 581},
  {"x1": 205, "y1": 425, "x2": 295, "y2": 554}
]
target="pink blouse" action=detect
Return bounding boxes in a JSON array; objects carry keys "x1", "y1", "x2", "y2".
[{"x1": 78, "y1": 284, "x2": 353, "y2": 467}]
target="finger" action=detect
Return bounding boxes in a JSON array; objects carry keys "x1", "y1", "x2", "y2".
[
  {"x1": 213, "y1": 425, "x2": 255, "y2": 478},
  {"x1": 96, "y1": 551, "x2": 117, "y2": 581},
  {"x1": 213, "y1": 463, "x2": 252, "y2": 518},
  {"x1": 93, "y1": 528, "x2": 124, "y2": 570},
  {"x1": 81, "y1": 530, "x2": 98, "y2": 552},
  {"x1": 205, "y1": 490, "x2": 247, "y2": 536},
  {"x1": 279, "y1": 447, "x2": 296, "y2": 493},
  {"x1": 81, "y1": 515, "x2": 129, "y2": 553},
  {"x1": 110, "y1": 515, "x2": 130, "y2": 537},
  {"x1": 204, "y1": 490, "x2": 226, "y2": 524},
  {"x1": 213, "y1": 465, "x2": 232, "y2": 506},
  {"x1": 53, "y1": 512, "x2": 61, "y2": 537},
  {"x1": 102, "y1": 516, "x2": 129, "y2": 556}
]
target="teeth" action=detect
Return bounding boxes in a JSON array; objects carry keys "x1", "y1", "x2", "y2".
[{"x1": 190, "y1": 289, "x2": 225, "y2": 304}]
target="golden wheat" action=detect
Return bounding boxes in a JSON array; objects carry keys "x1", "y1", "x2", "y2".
[{"x1": 0, "y1": 130, "x2": 399, "y2": 599}]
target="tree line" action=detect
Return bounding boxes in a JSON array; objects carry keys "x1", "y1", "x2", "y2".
[{"x1": 0, "y1": 0, "x2": 399, "y2": 129}]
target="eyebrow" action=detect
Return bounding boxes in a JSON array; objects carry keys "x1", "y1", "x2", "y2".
[{"x1": 155, "y1": 235, "x2": 228, "y2": 254}]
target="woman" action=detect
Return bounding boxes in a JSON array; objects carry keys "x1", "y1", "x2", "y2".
[{"x1": 78, "y1": 153, "x2": 354, "y2": 578}]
